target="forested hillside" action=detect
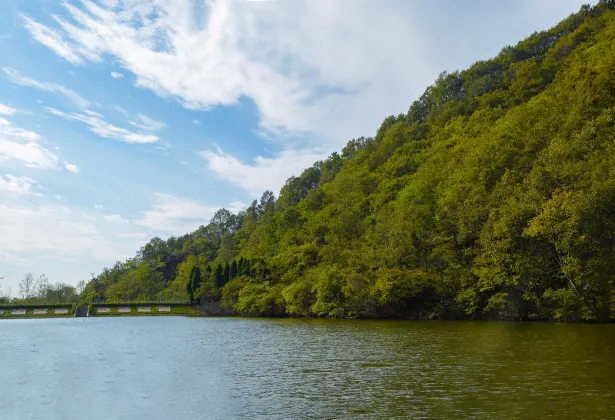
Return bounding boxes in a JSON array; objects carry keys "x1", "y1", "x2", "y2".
[{"x1": 81, "y1": 1, "x2": 615, "y2": 321}]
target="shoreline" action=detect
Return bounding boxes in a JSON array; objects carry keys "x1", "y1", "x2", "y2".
[
  {"x1": 2, "y1": 313, "x2": 615, "y2": 323},
  {"x1": 2, "y1": 303, "x2": 613, "y2": 323}
]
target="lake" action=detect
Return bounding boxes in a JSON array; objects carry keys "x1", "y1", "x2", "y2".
[{"x1": 0, "y1": 318, "x2": 614, "y2": 419}]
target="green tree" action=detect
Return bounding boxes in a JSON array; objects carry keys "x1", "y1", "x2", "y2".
[
  {"x1": 237, "y1": 257, "x2": 246, "y2": 275},
  {"x1": 222, "y1": 263, "x2": 230, "y2": 286}
]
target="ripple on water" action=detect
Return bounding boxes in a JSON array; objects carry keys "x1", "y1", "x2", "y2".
[{"x1": 0, "y1": 318, "x2": 614, "y2": 419}]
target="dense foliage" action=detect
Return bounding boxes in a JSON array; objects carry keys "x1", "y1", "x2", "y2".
[{"x1": 81, "y1": 1, "x2": 615, "y2": 321}]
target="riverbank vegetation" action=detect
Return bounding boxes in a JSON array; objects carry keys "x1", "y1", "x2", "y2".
[{"x1": 78, "y1": 1, "x2": 615, "y2": 321}]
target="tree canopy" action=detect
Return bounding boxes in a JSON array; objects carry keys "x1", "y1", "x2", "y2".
[{"x1": 80, "y1": 1, "x2": 615, "y2": 321}]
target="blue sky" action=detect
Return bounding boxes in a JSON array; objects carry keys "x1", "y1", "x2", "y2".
[{"x1": 0, "y1": 0, "x2": 594, "y2": 294}]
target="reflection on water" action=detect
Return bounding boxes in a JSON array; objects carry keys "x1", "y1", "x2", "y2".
[{"x1": 1, "y1": 318, "x2": 614, "y2": 419}]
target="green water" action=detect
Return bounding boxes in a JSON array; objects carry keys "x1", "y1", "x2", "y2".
[{"x1": 0, "y1": 318, "x2": 613, "y2": 419}]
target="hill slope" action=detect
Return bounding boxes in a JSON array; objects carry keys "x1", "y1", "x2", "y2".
[{"x1": 82, "y1": 0, "x2": 615, "y2": 321}]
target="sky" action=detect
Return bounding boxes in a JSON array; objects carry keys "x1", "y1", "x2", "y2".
[{"x1": 0, "y1": 0, "x2": 595, "y2": 295}]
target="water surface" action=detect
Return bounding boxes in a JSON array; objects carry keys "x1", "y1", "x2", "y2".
[{"x1": 1, "y1": 318, "x2": 614, "y2": 419}]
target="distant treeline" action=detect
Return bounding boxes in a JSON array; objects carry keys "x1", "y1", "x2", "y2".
[
  {"x1": 0, "y1": 273, "x2": 80, "y2": 305},
  {"x1": 81, "y1": 1, "x2": 615, "y2": 321}
]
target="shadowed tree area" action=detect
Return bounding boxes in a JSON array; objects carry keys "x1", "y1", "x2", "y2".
[{"x1": 79, "y1": 1, "x2": 615, "y2": 321}]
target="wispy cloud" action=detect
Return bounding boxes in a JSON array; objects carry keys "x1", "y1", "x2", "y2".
[
  {"x1": 130, "y1": 113, "x2": 166, "y2": 132},
  {"x1": 200, "y1": 145, "x2": 325, "y2": 195},
  {"x1": 3, "y1": 68, "x2": 164, "y2": 144},
  {"x1": 111, "y1": 71, "x2": 124, "y2": 79},
  {"x1": 3, "y1": 67, "x2": 90, "y2": 109},
  {"x1": 46, "y1": 107, "x2": 159, "y2": 144},
  {"x1": 21, "y1": 15, "x2": 98, "y2": 65},
  {"x1": 0, "y1": 117, "x2": 40, "y2": 141},
  {"x1": 0, "y1": 104, "x2": 18, "y2": 116},
  {"x1": 111, "y1": 105, "x2": 129, "y2": 117}
]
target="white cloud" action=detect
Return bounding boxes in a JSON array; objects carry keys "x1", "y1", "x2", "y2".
[
  {"x1": 200, "y1": 145, "x2": 325, "y2": 196},
  {"x1": 0, "y1": 104, "x2": 18, "y2": 116},
  {"x1": 111, "y1": 71, "x2": 124, "y2": 79},
  {"x1": 111, "y1": 105, "x2": 129, "y2": 117},
  {"x1": 46, "y1": 107, "x2": 159, "y2": 144},
  {"x1": 0, "y1": 117, "x2": 40, "y2": 141},
  {"x1": 136, "y1": 193, "x2": 219, "y2": 234},
  {"x1": 94, "y1": 204, "x2": 104, "y2": 209},
  {"x1": 192, "y1": 119, "x2": 201, "y2": 126},
  {"x1": 0, "y1": 117, "x2": 59, "y2": 169},
  {"x1": 0, "y1": 141, "x2": 58, "y2": 168},
  {"x1": 3, "y1": 67, "x2": 90, "y2": 110},
  {"x1": 17, "y1": 0, "x2": 438, "y2": 144},
  {"x1": 64, "y1": 161, "x2": 80, "y2": 173},
  {"x1": 0, "y1": 175, "x2": 40, "y2": 196},
  {"x1": 130, "y1": 113, "x2": 166, "y2": 132},
  {"x1": 22, "y1": 15, "x2": 91, "y2": 65},
  {"x1": 20, "y1": 0, "x2": 595, "y2": 152}
]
